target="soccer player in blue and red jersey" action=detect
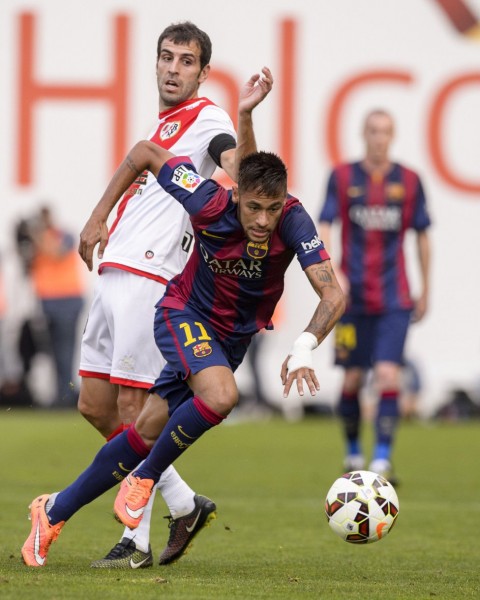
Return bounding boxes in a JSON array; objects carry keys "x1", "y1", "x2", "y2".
[
  {"x1": 22, "y1": 125, "x2": 345, "y2": 566},
  {"x1": 318, "y1": 109, "x2": 431, "y2": 483}
]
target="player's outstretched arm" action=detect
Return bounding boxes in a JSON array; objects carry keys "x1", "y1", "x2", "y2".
[
  {"x1": 221, "y1": 67, "x2": 273, "y2": 181},
  {"x1": 281, "y1": 260, "x2": 345, "y2": 397},
  {"x1": 79, "y1": 141, "x2": 174, "y2": 270}
]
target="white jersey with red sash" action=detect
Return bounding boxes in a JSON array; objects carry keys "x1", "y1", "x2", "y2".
[{"x1": 100, "y1": 97, "x2": 236, "y2": 283}]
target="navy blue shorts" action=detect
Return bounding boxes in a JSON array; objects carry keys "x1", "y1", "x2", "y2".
[
  {"x1": 334, "y1": 309, "x2": 411, "y2": 368},
  {"x1": 150, "y1": 305, "x2": 250, "y2": 414}
]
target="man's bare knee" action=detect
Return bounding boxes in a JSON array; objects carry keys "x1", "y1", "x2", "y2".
[
  {"x1": 78, "y1": 378, "x2": 119, "y2": 437},
  {"x1": 116, "y1": 386, "x2": 149, "y2": 425},
  {"x1": 135, "y1": 393, "x2": 170, "y2": 447}
]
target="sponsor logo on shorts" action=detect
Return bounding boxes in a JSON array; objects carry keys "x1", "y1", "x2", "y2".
[
  {"x1": 145, "y1": 250, "x2": 154, "y2": 259},
  {"x1": 193, "y1": 342, "x2": 212, "y2": 357},
  {"x1": 118, "y1": 355, "x2": 136, "y2": 372}
]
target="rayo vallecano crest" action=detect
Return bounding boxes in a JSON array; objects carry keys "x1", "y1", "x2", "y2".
[
  {"x1": 246, "y1": 240, "x2": 269, "y2": 259},
  {"x1": 160, "y1": 121, "x2": 181, "y2": 140}
]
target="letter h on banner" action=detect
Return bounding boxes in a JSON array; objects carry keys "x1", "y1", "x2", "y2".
[{"x1": 16, "y1": 12, "x2": 130, "y2": 185}]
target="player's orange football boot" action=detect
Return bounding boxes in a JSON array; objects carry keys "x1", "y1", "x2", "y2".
[
  {"x1": 21, "y1": 494, "x2": 65, "y2": 567},
  {"x1": 113, "y1": 474, "x2": 154, "y2": 529}
]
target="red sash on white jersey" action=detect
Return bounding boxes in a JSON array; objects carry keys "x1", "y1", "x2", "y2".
[
  {"x1": 152, "y1": 97, "x2": 215, "y2": 149},
  {"x1": 110, "y1": 98, "x2": 215, "y2": 236}
]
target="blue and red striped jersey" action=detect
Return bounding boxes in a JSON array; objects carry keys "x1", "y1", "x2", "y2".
[
  {"x1": 319, "y1": 161, "x2": 431, "y2": 314},
  {"x1": 156, "y1": 156, "x2": 330, "y2": 341}
]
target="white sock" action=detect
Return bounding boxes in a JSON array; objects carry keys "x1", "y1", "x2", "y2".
[{"x1": 157, "y1": 465, "x2": 195, "y2": 519}]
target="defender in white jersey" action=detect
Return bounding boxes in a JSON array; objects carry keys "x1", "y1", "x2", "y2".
[{"x1": 76, "y1": 21, "x2": 273, "y2": 568}]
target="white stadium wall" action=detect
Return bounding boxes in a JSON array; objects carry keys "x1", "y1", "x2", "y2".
[{"x1": 1, "y1": 0, "x2": 479, "y2": 415}]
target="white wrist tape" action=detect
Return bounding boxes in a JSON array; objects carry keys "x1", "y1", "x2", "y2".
[{"x1": 287, "y1": 332, "x2": 318, "y2": 373}]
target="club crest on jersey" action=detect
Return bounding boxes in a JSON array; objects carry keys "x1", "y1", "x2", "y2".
[
  {"x1": 246, "y1": 240, "x2": 269, "y2": 259},
  {"x1": 172, "y1": 165, "x2": 204, "y2": 192},
  {"x1": 347, "y1": 185, "x2": 364, "y2": 198},
  {"x1": 160, "y1": 121, "x2": 181, "y2": 140},
  {"x1": 386, "y1": 183, "x2": 405, "y2": 201},
  {"x1": 193, "y1": 342, "x2": 212, "y2": 358}
]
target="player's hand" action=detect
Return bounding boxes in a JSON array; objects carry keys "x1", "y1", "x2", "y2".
[
  {"x1": 238, "y1": 67, "x2": 273, "y2": 114},
  {"x1": 78, "y1": 214, "x2": 109, "y2": 271},
  {"x1": 281, "y1": 356, "x2": 320, "y2": 398},
  {"x1": 411, "y1": 292, "x2": 428, "y2": 323}
]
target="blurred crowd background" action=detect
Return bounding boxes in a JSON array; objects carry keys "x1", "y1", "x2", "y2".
[{"x1": 1, "y1": 0, "x2": 480, "y2": 420}]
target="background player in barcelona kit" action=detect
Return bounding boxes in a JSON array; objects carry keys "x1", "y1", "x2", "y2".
[
  {"x1": 318, "y1": 109, "x2": 431, "y2": 482},
  {"x1": 21, "y1": 136, "x2": 345, "y2": 568},
  {"x1": 76, "y1": 21, "x2": 273, "y2": 568}
]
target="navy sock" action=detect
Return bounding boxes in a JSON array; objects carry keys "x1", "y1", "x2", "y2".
[
  {"x1": 135, "y1": 396, "x2": 224, "y2": 482},
  {"x1": 373, "y1": 390, "x2": 400, "y2": 460},
  {"x1": 338, "y1": 391, "x2": 361, "y2": 456},
  {"x1": 48, "y1": 428, "x2": 149, "y2": 524}
]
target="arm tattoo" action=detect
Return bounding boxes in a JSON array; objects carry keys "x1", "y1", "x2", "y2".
[
  {"x1": 307, "y1": 300, "x2": 338, "y2": 340},
  {"x1": 306, "y1": 262, "x2": 335, "y2": 289},
  {"x1": 315, "y1": 263, "x2": 333, "y2": 283},
  {"x1": 304, "y1": 261, "x2": 345, "y2": 342},
  {"x1": 126, "y1": 154, "x2": 142, "y2": 176}
]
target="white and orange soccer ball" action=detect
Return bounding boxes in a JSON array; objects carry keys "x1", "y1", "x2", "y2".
[{"x1": 325, "y1": 470, "x2": 399, "y2": 544}]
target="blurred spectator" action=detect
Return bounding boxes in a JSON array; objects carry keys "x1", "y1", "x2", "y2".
[
  {"x1": 25, "y1": 206, "x2": 86, "y2": 407},
  {"x1": 434, "y1": 388, "x2": 480, "y2": 421},
  {"x1": 0, "y1": 254, "x2": 7, "y2": 388},
  {"x1": 0, "y1": 250, "x2": 35, "y2": 407}
]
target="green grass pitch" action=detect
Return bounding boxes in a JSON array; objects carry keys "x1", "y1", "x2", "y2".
[{"x1": 1, "y1": 409, "x2": 479, "y2": 599}]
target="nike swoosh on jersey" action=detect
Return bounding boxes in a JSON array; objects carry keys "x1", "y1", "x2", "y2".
[
  {"x1": 118, "y1": 462, "x2": 131, "y2": 473},
  {"x1": 201, "y1": 230, "x2": 225, "y2": 239},
  {"x1": 186, "y1": 510, "x2": 202, "y2": 533},
  {"x1": 130, "y1": 556, "x2": 150, "y2": 569}
]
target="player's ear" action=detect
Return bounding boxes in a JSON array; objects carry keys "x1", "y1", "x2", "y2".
[
  {"x1": 198, "y1": 64, "x2": 210, "y2": 85},
  {"x1": 231, "y1": 185, "x2": 239, "y2": 204}
]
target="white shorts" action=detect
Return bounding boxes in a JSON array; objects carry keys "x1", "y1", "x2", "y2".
[{"x1": 79, "y1": 268, "x2": 166, "y2": 387}]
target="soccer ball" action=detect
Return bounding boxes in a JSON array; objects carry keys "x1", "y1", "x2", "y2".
[{"x1": 324, "y1": 470, "x2": 399, "y2": 544}]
